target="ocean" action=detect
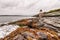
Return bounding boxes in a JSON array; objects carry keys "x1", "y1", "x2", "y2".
[{"x1": 0, "y1": 15, "x2": 35, "y2": 24}]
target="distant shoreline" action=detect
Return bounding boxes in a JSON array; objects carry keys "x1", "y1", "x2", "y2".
[{"x1": 0, "y1": 15, "x2": 33, "y2": 17}]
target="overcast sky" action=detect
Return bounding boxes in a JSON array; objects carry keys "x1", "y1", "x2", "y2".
[{"x1": 0, "y1": 0, "x2": 60, "y2": 15}]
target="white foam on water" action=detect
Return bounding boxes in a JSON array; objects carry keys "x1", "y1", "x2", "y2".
[{"x1": 0, "y1": 25, "x2": 19, "y2": 38}]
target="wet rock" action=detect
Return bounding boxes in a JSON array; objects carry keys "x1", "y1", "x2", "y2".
[{"x1": 13, "y1": 34, "x2": 26, "y2": 40}]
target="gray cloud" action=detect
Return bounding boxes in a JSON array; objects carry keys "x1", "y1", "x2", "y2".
[{"x1": 0, "y1": 0, "x2": 60, "y2": 15}]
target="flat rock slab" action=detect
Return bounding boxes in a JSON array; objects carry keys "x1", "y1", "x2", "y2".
[{"x1": 44, "y1": 17, "x2": 60, "y2": 27}]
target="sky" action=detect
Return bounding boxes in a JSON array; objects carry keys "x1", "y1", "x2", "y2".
[{"x1": 0, "y1": 0, "x2": 60, "y2": 15}]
